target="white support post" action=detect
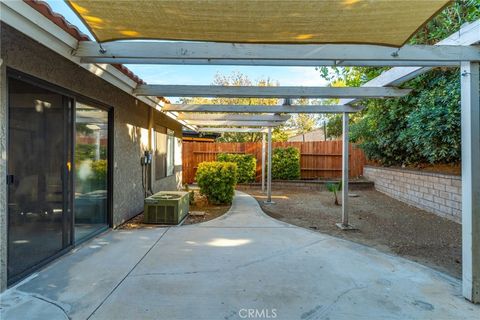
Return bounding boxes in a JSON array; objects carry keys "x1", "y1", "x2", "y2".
[
  {"x1": 461, "y1": 61, "x2": 480, "y2": 303},
  {"x1": 262, "y1": 133, "x2": 266, "y2": 193},
  {"x1": 337, "y1": 113, "x2": 355, "y2": 230},
  {"x1": 265, "y1": 127, "x2": 274, "y2": 204}
]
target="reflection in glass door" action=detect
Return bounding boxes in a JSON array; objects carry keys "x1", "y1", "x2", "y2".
[
  {"x1": 7, "y1": 77, "x2": 72, "y2": 283},
  {"x1": 74, "y1": 102, "x2": 109, "y2": 242}
]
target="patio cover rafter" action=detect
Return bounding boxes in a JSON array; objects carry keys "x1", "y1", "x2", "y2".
[
  {"x1": 75, "y1": 42, "x2": 480, "y2": 67},
  {"x1": 178, "y1": 114, "x2": 290, "y2": 122},
  {"x1": 197, "y1": 128, "x2": 268, "y2": 133},
  {"x1": 184, "y1": 120, "x2": 282, "y2": 127},
  {"x1": 163, "y1": 104, "x2": 363, "y2": 114},
  {"x1": 134, "y1": 85, "x2": 411, "y2": 98}
]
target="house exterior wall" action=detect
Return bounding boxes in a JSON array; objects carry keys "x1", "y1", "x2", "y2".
[
  {"x1": 364, "y1": 166, "x2": 462, "y2": 223},
  {"x1": 0, "y1": 24, "x2": 183, "y2": 290},
  {"x1": 0, "y1": 51, "x2": 8, "y2": 292}
]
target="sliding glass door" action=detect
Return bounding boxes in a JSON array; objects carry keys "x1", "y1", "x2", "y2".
[
  {"x1": 7, "y1": 72, "x2": 112, "y2": 284},
  {"x1": 74, "y1": 102, "x2": 109, "y2": 242},
  {"x1": 7, "y1": 77, "x2": 73, "y2": 283}
]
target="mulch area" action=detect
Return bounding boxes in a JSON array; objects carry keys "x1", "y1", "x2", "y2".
[
  {"x1": 118, "y1": 190, "x2": 230, "y2": 229},
  {"x1": 238, "y1": 186, "x2": 462, "y2": 278}
]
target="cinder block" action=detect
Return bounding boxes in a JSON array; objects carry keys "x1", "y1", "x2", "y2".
[{"x1": 433, "y1": 196, "x2": 445, "y2": 205}]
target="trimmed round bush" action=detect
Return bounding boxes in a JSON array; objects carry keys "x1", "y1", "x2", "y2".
[
  {"x1": 196, "y1": 161, "x2": 238, "y2": 204},
  {"x1": 272, "y1": 147, "x2": 300, "y2": 180},
  {"x1": 218, "y1": 153, "x2": 256, "y2": 183}
]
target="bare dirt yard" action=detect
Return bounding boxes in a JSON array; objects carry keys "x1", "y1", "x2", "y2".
[
  {"x1": 118, "y1": 190, "x2": 230, "y2": 229},
  {"x1": 238, "y1": 186, "x2": 462, "y2": 278}
]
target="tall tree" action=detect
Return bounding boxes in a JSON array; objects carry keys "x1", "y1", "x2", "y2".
[
  {"x1": 286, "y1": 98, "x2": 320, "y2": 135},
  {"x1": 182, "y1": 72, "x2": 287, "y2": 142}
]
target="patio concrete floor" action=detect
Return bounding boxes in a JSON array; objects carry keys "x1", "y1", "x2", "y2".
[{"x1": 1, "y1": 191, "x2": 478, "y2": 320}]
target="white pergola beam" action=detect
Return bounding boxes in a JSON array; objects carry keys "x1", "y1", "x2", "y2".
[
  {"x1": 77, "y1": 58, "x2": 461, "y2": 67},
  {"x1": 185, "y1": 120, "x2": 282, "y2": 127},
  {"x1": 461, "y1": 61, "x2": 480, "y2": 303},
  {"x1": 134, "y1": 85, "x2": 411, "y2": 98},
  {"x1": 178, "y1": 113, "x2": 290, "y2": 121},
  {"x1": 75, "y1": 42, "x2": 480, "y2": 66},
  {"x1": 198, "y1": 128, "x2": 268, "y2": 133},
  {"x1": 164, "y1": 104, "x2": 363, "y2": 113}
]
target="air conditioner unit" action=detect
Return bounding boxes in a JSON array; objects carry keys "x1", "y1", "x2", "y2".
[{"x1": 144, "y1": 191, "x2": 189, "y2": 224}]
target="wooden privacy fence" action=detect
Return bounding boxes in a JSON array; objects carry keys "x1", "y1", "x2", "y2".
[{"x1": 182, "y1": 141, "x2": 366, "y2": 184}]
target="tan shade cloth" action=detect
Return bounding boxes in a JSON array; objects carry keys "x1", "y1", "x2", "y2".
[{"x1": 67, "y1": 0, "x2": 451, "y2": 46}]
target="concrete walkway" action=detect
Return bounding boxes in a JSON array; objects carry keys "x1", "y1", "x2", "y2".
[{"x1": 1, "y1": 191, "x2": 478, "y2": 320}]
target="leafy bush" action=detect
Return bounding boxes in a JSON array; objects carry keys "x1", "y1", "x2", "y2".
[
  {"x1": 196, "y1": 161, "x2": 238, "y2": 204},
  {"x1": 350, "y1": 70, "x2": 462, "y2": 166},
  {"x1": 272, "y1": 147, "x2": 301, "y2": 180},
  {"x1": 218, "y1": 153, "x2": 256, "y2": 183}
]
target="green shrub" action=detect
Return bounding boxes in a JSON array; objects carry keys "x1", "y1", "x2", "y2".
[
  {"x1": 272, "y1": 147, "x2": 301, "y2": 180},
  {"x1": 218, "y1": 153, "x2": 256, "y2": 183},
  {"x1": 196, "y1": 161, "x2": 238, "y2": 204}
]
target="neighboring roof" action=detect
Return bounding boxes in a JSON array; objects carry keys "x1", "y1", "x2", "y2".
[
  {"x1": 288, "y1": 128, "x2": 326, "y2": 142},
  {"x1": 182, "y1": 130, "x2": 220, "y2": 140},
  {"x1": 66, "y1": 0, "x2": 450, "y2": 47},
  {"x1": 24, "y1": 0, "x2": 146, "y2": 84}
]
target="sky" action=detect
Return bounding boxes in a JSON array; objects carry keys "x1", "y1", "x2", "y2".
[{"x1": 45, "y1": 0, "x2": 330, "y2": 87}]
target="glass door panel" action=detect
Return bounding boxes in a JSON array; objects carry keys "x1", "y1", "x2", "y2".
[
  {"x1": 7, "y1": 77, "x2": 72, "y2": 282},
  {"x1": 74, "y1": 102, "x2": 109, "y2": 242}
]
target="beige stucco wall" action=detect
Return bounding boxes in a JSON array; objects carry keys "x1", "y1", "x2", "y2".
[
  {"x1": 0, "y1": 53, "x2": 8, "y2": 292},
  {"x1": 0, "y1": 23, "x2": 183, "y2": 289}
]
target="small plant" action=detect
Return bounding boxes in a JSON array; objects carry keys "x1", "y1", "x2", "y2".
[
  {"x1": 196, "y1": 161, "x2": 238, "y2": 204},
  {"x1": 326, "y1": 181, "x2": 342, "y2": 206}
]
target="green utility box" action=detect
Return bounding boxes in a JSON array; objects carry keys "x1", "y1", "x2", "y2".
[{"x1": 144, "y1": 191, "x2": 189, "y2": 224}]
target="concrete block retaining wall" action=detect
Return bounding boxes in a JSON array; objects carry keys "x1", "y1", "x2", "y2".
[{"x1": 363, "y1": 166, "x2": 461, "y2": 223}]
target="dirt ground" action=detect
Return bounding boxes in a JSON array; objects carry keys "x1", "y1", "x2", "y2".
[
  {"x1": 238, "y1": 186, "x2": 462, "y2": 278},
  {"x1": 368, "y1": 162, "x2": 461, "y2": 176},
  {"x1": 118, "y1": 190, "x2": 230, "y2": 229}
]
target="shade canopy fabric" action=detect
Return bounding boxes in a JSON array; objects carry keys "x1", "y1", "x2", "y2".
[{"x1": 67, "y1": 0, "x2": 450, "y2": 47}]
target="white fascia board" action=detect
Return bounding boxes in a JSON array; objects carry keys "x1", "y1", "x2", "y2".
[
  {"x1": 339, "y1": 19, "x2": 480, "y2": 105},
  {"x1": 0, "y1": 1, "x2": 169, "y2": 116}
]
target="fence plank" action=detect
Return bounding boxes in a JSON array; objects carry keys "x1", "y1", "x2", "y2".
[{"x1": 182, "y1": 140, "x2": 366, "y2": 183}]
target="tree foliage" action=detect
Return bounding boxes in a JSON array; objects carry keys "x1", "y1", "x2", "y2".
[
  {"x1": 182, "y1": 72, "x2": 283, "y2": 142},
  {"x1": 272, "y1": 147, "x2": 301, "y2": 180},
  {"x1": 319, "y1": 0, "x2": 480, "y2": 165},
  {"x1": 218, "y1": 153, "x2": 256, "y2": 183}
]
